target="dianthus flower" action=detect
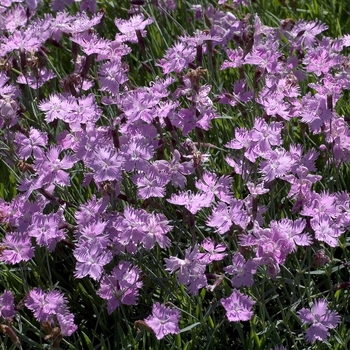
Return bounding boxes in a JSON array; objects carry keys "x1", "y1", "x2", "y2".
[
  {"x1": 259, "y1": 148, "x2": 294, "y2": 182},
  {"x1": 15, "y1": 127, "x2": 48, "y2": 160},
  {"x1": 153, "y1": 149, "x2": 194, "y2": 190},
  {"x1": 195, "y1": 171, "x2": 233, "y2": 203},
  {"x1": 290, "y1": 19, "x2": 328, "y2": 48},
  {"x1": 17, "y1": 68, "x2": 55, "y2": 89},
  {"x1": 167, "y1": 190, "x2": 212, "y2": 214},
  {"x1": 165, "y1": 245, "x2": 207, "y2": 295},
  {"x1": 85, "y1": 146, "x2": 123, "y2": 183},
  {"x1": 197, "y1": 237, "x2": 227, "y2": 263},
  {"x1": 98, "y1": 60, "x2": 129, "y2": 94},
  {"x1": 298, "y1": 299, "x2": 340, "y2": 343},
  {"x1": 0, "y1": 232, "x2": 34, "y2": 264},
  {"x1": 97, "y1": 261, "x2": 143, "y2": 314},
  {"x1": 115, "y1": 14, "x2": 153, "y2": 43},
  {"x1": 28, "y1": 211, "x2": 66, "y2": 252},
  {"x1": 33, "y1": 146, "x2": 76, "y2": 187},
  {"x1": 224, "y1": 253, "x2": 257, "y2": 288},
  {"x1": 221, "y1": 289, "x2": 255, "y2": 322},
  {"x1": 25, "y1": 288, "x2": 77, "y2": 336},
  {"x1": 0, "y1": 290, "x2": 15, "y2": 318},
  {"x1": 144, "y1": 303, "x2": 181, "y2": 340},
  {"x1": 132, "y1": 166, "x2": 170, "y2": 199},
  {"x1": 156, "y1": 41, "x2": 196, "y2": 74},
  {"x1": 73, "y1": 241, "x2": 113, "y2": 281}
]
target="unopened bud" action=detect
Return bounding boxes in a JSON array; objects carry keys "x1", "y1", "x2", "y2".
[
  {"x1": 312, "y1": 249, "x2": 331, "y2": 268},
  {"x1": 0, "y1": 325, "x2": 21, "y2": 348}
]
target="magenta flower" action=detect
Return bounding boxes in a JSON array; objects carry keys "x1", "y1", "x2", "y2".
[
  {"x1": 165, "y1": 245, "x2": 207, "y2": 295},
  {"x1": 97, "y1": 261, "x2": 143, "y2": 314},
  {"x1": 153, "y1": 150, "x2": 194, "y2": 190},
  {"x1": 0, "y1": 290, "x2": 15, "y2": 318},
  {"x1": 259, "y1": 148, "x2": 294, "y2": 182},
  {"x1": 310, "y1": 214, "x2": 343, "y2": 247},
  {"x1": 257, "y1": 93, "x2": 291, "y2": 120},
  {"x1": 3, "y1": 4, "x2": 27, "y2": 32},
  {"x1": 115, "y1": 14, "x2": 154, "y2": 43},
  {"x1": 33, "y1": 146, "x2": 75, "y2": 187},
  {"x1": 0, "y1": 232, "x2": 34, "y2": 264},
  {"x1": 132, "y1": 166, "x2": 170, "y2": 199},
  {"x1": 141, "y1": 213, "x2": 172, "y2": 250},
  {"x1": 271, "y1": 218, "x2": 312, "y2": 248},
  {"x1": 17, "y1": 68, "x2": 55, "y2": 89},
  {"x1": 75, "y1": 195, "x2": 109, "y2": 227},
  {"x1": 121, "y1": 138, "x2": 155, "y2": 172},
  {"x1": 225, "y1": 127, "x2": 259, "y2": 163},
  {"x1": 197, "y1": 237, "x2": 227, "y2": 263},
  {"x1": 298, "y1": 299, "x2": 340, "y2": 343},
  {"x1": 195, "y1": 171, "x2": 233, "y2": 203},
  {"x1": 167, "y1": 190, "x2": 212, "y2": 214},
  {"x1": 14, "y1": 127, "x2": 48, "y2": 160},
  {"x1": 224, "y1": 253, "x2": 257, "y2": 288},
  {"x1": 284, "y1": 166, "x2": 322, "y2": 201},
  {"x1": 156, "y1": 41, "x2": 196, "y2": 74},
  {"x1": 206, "y1": 202, "x2": 233, "y2": 234},
  {"x1": 249, "y1": 118, "x2": 283, "y2": 154},
  {"x1": 112, "y1": 206, "x2": 147, "y2": 249},
  {"x1": 221, "y1": 289, "x2": 255, "y2": 322},
  {"x1": 25, "y1": 288, "x2": 65, "y2": 322},
  {"x1": 73, "y1": 242, "x2": 113, "y2": 281},
  {"x1": 25, "y1": 288, "x2": 77, "y2": 336},
  {"x1": 86, "y1": 146, "x2": 123, "y2": 183},
  {"x1": 98, "y1": 60, "x2": 129, "y2": 94},
  {"x1": 239, "y1": 222, "x2": 295, "y2": 279},
  {"x1": 144, "y1": 303, "x2": 181, "y2": 340},
  {"x1": 28, "y1": 212, "x2": 66, "y2": 252},
  {"x1": 76, "y1": 220, "x2": 109, "y2": 248},
  {"x1": 303, "y1": 43, "x2": 343, "y2": 76},
  {"x1": 38, "y1": 93, "x2": 71, "y2": 123},
  {"x1": 291, "y1": 19, "x2": 328, "y2": 48},
  {"x1": 71, "y1": 32, "x2": 110, "y2": 56},
  {"x1": 221, "y1": 48, "x2": 245, "y2": 70},
  {"x1": 244, "y1": 40, "x2": 282, "y2": 73}
]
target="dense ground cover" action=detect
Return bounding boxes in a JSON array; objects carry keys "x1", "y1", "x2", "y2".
[{"x1": 1, "y1": 0, "x2": 350, "y2": 349}]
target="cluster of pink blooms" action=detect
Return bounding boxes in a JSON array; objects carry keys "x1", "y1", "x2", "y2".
[{"x1": 0, "y1": 0, "x2": 347, "y2": 346}]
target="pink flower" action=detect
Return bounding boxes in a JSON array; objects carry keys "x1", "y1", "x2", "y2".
[
  {"x1": 291, "y1": 19, "x2": 328, "y2": 48},
  {"x1": 195, "y1": 171, "x2": 233, "y2": 203},
  {"x1": 132, "y1": 166, "x2": 170, "y2": 199},
  {"x1": 115, "y1": 14, "x2": 153, "y2": 43},
  {"x1": 98, "y1": 60, "x2": 129, "y2": 94},
  {"x1": 86, "y1": 146, "x2": 123, "y2": 183},
  {"x1": 221, "y1": 289, "x2": 255, "y2": 322},
  {"x1": 144, "y1": 303, "x2": 180, "y2": 340},
  {"x1": 259, "y1": 148, "x2": 294, "y2": 182},
  {"x1": 197, "y1": 237, "x2": 227, "y2": 263},
  {"x1": 73, "y1": 242, "x2": 113, "y2": 281},
  {"x1": 153, "y1": 150, "x2": 194, "y2": 190},
  {"x1": 298, "y1": 299, "x2": 340, "y2": 343},
  {"x1": 224, "y1": 253, "x2": 257, "y2": 288},
  {"x1": 167, "y1": 190, "x2": 212, "y2": 214},
  {"x1": 97, "y1": 261, "x2": 143, "y2": 314},
  {"x1": 17, "y1": 68, "x2": 55, "y2": 89},
  {"x1": 14, "y1": 127, "x2": 48, "y2": 160},
  {"x1": 206, "y1": 202, "x2": 233, "y2": 234},
  {"x1": 0, "y1": 290, "x2": 15, "y2": 318},
  {"x1": 156, "y1": 42, "x2": 196, "y2": 74},
  {"x1": 25, "y1": 288, "x2": 77, "y2": 336},
  {"x1": 0, "y1": 232, "x2": 34, "y2": 264},
  {"x1": 165, "y1": 245, "x2": 207, "y2": 295}
]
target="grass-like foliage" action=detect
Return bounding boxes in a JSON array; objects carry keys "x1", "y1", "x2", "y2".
[{"x1": 1, "y1": 0, "x2": 350, "y2": 349}]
